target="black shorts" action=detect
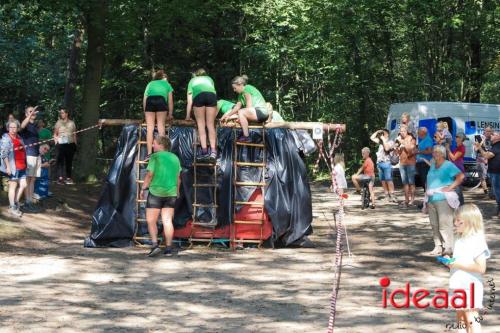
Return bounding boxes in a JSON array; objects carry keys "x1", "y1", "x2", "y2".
[
  {"x1": 255, "y1": 107, "x2": 269, "y2": 123},
  {"x1": 145, "y1": 96, "x2": 168, "y2": 112},
  {"x1": 193, "y1": 92, "x2": 217, "y2": 107},
  {"x1": 146, "y1": 192, "x2": 177, "y2": 209}
]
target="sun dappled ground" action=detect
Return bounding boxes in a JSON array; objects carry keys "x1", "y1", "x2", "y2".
[{"x1": 0, "y1": 182, "x2": 498, "y2": 333}]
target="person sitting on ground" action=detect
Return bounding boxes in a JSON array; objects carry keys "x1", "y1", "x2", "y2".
[
  {"x1": 143, "y1": 69, "x2": 174, "y2": 158},
  {"x1": 475, "y1": 126, "x2": 493, "y2": 195},
  {"x1": 34, "y1": 144, "x2": 53, "y2": 200},
  {"x1": 416, "y1": 127, "x2": 433, "y2": 191},
  {"x1": 475, "y1": 131, "x2": 500, "y2": 217},
  {"x1": 395, "y1": 125, "x2": 417, "y2": 206},
  {"x1": 140, "y1": 136, "x2": 181, "y2": 257},
  {"x1": 400, "y1": 112, "x2": 416, "y2": 137},
  {"x1": 426, "y1": 145, "x2": 464, "y2": 256},
  {"x1": 370, "y1": 129, "x2": 396, "y2": 202},
  {"x1": 446, "y1": 204, "x2": 490, "y2": 333},
  {"x1": 54, "y1": 107, "x2": 77, "y2": 185},
  {"x1": 447, "y1": 132, "x2": 467, "y2": 205},
  {"x1": 0, "y1": 120, "x2": 27, "y2": 217},
  {"x1": 351, "y1": 147, "x2": 375, "y2": 209},
  {"x1": 333, "y1": 153, "x2": 347, "y2": 196},
  {"x1": 221, "y1": 75, "x2": 270, "y2": 143},
  {"x1": 20, "y1": 106, "x2": 41, "y2": 213},
  {"x1": 185, "y1": 68, "x2": 218, "y2": 161}
]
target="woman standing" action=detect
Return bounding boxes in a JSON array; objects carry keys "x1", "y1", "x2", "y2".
[
  {"x1": 447, "y1": 132, "x2": 466, "y2": 205},
  {"x1": 185, "y1": 69, "x2": 217, "y2": 161},
  {"x1": 370, "y1": 129, "x2": 396, "y2": 202},
  {"x1": 143, "y1": 69, "x2": 174, "y2": 158},
  {"x1": 54, "y1": 107, "x2": 77, "y2": 185},
  {"x1": 0, "y1": 120, "x2": 27, "y2": 217},
  {"x1": 221, "y1": 75, "x2": 269, "y2": 142}
]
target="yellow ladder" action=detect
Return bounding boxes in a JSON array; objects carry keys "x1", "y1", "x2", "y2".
[
  {"x1": 231, "y1": 125, "x2": 267, "y2": 249},
  {"x1": 189, "y1": 128, "x2": 218, "y2": 247}
]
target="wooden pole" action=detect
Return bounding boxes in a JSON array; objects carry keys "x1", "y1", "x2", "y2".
[{"x1": 99, "y1": 119, "x2": 346, "y2": 132}]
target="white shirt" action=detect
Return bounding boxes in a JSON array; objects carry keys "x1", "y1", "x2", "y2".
[
  {"x1": 449, "y1": 233, "x2": 491, "y2": 308},
  {"x1": 376, "y1": 140, "x2": 394, "y2": 164},
  {"x1": 334, "y1": 164, "x2": 347, "y2": 189}
]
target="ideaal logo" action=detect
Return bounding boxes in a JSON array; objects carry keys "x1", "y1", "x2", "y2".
[{"x1": 380, "y1": 277, "x2": 475, "y2": 309}]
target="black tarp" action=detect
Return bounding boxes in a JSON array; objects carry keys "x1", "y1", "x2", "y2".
[{"x1": 84, "y1": 125, "x2": 313, "y2": 248}]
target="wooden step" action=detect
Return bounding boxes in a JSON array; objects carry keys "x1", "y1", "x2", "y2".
[
  {"x1": 236, "y1": 142, "x2": 265, "y2": 148},
  {"x1": 234, "y1": 201, "x2": 265, "y2": 206},
  {"x1": 232, "y1": 239, "x2": 263, "y2": 243},
  {"x1": 233, "y1": 220, "x2": 264, "y2": 225},
  {"x1": 193, "y1": 163, "x2": 216, "y2": 167},
  {"x1": 136, "y1": 179, "x2": 144, "y2": 183},
  {"x1": 193, "y1": 183, "x2": 217, "y2": 187},
  {"x1": 234, "y1": 181, "x2": 266, "y2": 186},
  {"x1": 137, "y1": 199, "x2": 146, "y2": 203},
  {"x1": 138, "y1": 141, "x2": 147, "y2": 144},
  {"x1": 235, "y1": 161, "x2": 266, "y2": 167},
  {"x1": 193, "y1": 203, "x2": 218, "y2": 208}
]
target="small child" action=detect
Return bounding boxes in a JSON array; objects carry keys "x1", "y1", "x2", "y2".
[
  {"x1": 446, "y1": 204, "x2": 490, "y2": 333},
  {"x1": 333, "y1": 154, "x2": 347, "y2": 195},
  {"x1": 400, "y1": 113, "x2": 416, "y2": 137},
  {"x1": 34, "y1": 144, "x2": 53, "y2": 199},
  {"x1": 436, "y1": 121, "x2": 452, "y2": 146}
]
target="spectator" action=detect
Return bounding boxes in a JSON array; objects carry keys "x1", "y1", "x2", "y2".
[
  {"x1": 139, "y1": 136, "x2": 181, "y2": 257},
  {"x1": 34, "y1": 144, "x2": 53, "y2": 199},
  {"x1": 54, "y1": 107, "x2": 77, "y2": 185},
  {"x1": 416, "y1": 127, "x2": 433, "y2": 190},
  {"x1": 395, "y1": 125, "x2": 417, "y2": 206},
  {"x1": 436, "y1": 121, "x2": 452, "y2": 147},
  {"x1": 447, "y1": 204, "x2": 490, "y2": 333},
  {"x1": 333, "y1": 153, "x2": 347, "y2": 196},
  {"x1": 475, "y1": 132, "x2": 500, "y2": 217},
  {"x1": 0, "y1": 120, "x2": 27, "y2": 217},
  {"x1": 351, "y1": 147, "x2": 376, "y2": 209},
  {"x1": 400, "y1": 112, "x2": 416, "y2": 137},
  {"x1": 447, "y1": 132, "x2": 467, "y2": 205},
  {"x1": 426, "y1": 145, "x2": 464, "y2": 255},
  {"x1": 20, "y1": 106, "x2": 41, "y2": 213},
  {"x1": 475, "y1": 126, "x2": 493, "y2": 195},
  {"x1": 370, "y1": 129, "x2": 396, "y2": 202}
]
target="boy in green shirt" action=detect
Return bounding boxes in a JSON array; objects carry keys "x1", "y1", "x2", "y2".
[{"x1": 140, "y1": 136, "x2": 181, "y2": 257}]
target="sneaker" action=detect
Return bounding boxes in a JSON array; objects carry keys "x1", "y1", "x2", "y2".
[
  {"x1": 370, "y1": 204, "x2": 375, "y2": 209},
  {"x1": 57, "y1": 178, "x2": 65, "y2": 185},
  {"x1": 147, "y1": 245, "x2": 162, "y2": 257},
  {"x1": 208, "y1": 151, "x2": 217, "y2": 162},
  {"x1": 33, "y1": 193, "x2": 41, "y2": 201},
  {"x1": 196, "y1": 152, "x2": 210, "y2": 162},
  {"x1": 390, "y1": 194, "x2": 398, "y2": 203},
  {"x1": 8, "y1": 206, "x2": 22, "y2": 218},
  {"x1": 237, "y1": 135, "x2": 252, "y2": 143},
  {"x1": 65, "y1": 178, "x2": 74, "y2": 185},
  {"x1": 163, "y1": 246, "x2": 177, "y2": 257}
]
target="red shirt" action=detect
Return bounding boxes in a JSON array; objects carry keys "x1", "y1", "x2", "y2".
[
  {"x1": 362, "y1": 157, "x2": 375, "y2": 177},
  {"x1": 10, "y1": 135, "x2": 26, "y2": 171},
  {"x1": 451, "y1": 144, "x2": 465, "y2": 173}
]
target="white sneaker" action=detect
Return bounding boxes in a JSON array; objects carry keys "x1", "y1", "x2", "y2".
[
  {"x1": 33, "y1": 193, "x2": 41, "y2": 200},
  {"x1": 8, "y1": 206, "x2": 22, "y2": 218}
]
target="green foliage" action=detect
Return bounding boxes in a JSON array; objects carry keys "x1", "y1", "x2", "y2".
[{"x1": 0, "y1": 0, "x2": 498, "y2": 176}]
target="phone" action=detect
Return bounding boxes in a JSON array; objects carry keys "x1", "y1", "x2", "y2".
[
  {"x1": 436, "y1": 256, "x2": 456, "y2": 265},
  {"x1": 475, "y1": 135, "x2": 482, "y2": 143}
]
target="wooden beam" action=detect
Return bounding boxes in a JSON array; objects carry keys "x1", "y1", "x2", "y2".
[{"x1": 99, "y1": 119, "x2": 346, "y2": 132}]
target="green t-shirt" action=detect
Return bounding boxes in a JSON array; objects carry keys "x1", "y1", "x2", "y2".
[
  {"x1": 187, "y1": 76, "x2": 216, "y2": 99},
  {"x1": 38, "y1": 128, "x2": 52, "y2": 159},
  {"x1": 217, "y1": 99, "x2": 235, "y2": 115},
  {"x1": 238, "y1": 84, "x2": 266, "y2": 109},
  {"x1": 144, "y1": 80, "x2": 174, "y2": 102},
  {"x1": 146, "y1": 151, "x2": 181, "y2": 197}
]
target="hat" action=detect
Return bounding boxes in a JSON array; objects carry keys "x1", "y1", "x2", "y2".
[{"x1": 455, "y1": 132, "x2": 468, "y2": 140}]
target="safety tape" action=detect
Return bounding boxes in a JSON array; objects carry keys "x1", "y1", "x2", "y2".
[{"x1": 10, "y1": 123, "x2": 101, "y2": 151}]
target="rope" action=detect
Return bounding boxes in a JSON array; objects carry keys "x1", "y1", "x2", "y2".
[{"x1": 11, "y1": 123, "x2": 102, "y2": 151}]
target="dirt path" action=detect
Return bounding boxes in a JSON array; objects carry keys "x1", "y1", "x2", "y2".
[{"x1": 0, "y1": 183, "x2": 498, "y2": 332}]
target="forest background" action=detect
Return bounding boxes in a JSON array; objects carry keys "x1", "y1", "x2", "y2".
[{"x1": 0, "y1": 0, "x2": 498, "y2": 179}]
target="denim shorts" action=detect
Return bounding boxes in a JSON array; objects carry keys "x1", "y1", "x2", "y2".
[
  {"x1": 399, "y1": 164, "x2": 416, "y2": 185},
  {"x1": 9, "y1": 169, "x2": 27, "y2": 181},
  {"x1": 377, "y1": 162, "x2": 393, "y2": 181}
]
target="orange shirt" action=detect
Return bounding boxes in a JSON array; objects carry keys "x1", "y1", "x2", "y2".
[
  {"x1": 362, "y1": 157, "x2": 375, "y2": 177},
  {"x1": 399, "y1": 135, "x2": 416, "y2": 166}
]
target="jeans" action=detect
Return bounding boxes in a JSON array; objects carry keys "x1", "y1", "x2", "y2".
[
  {"x1": 377, "y1": 162, "x2": 393, "y2": 181},
  {"x1": 490, "y1": 173, "x2": 500, "y2": 209},
  {"x1": 399, "y1": 164, "x2": 416, "y2": 185}
]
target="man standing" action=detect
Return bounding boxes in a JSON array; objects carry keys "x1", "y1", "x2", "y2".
[
  {"x1": 396, "y1": 125, "x2": 417, "y2": 206},
  {"x1": 140, "y1": 136, "x2": 181, "y2": 257},
  {"x1": 20, "y1": 106, "x2": 41, "y2": 213},
  {"x1": 351, "y1": 147, "x2": 376, "y2": 209},
  {"x1": 475, "y1": 132, "x2": 500, "y2": 217},
  {"x1": 416, "y1": 127, "x2": 433, "y2": 191},
  {"x1": 475, "y1": 126, "x2": 493, "y2": 195}
]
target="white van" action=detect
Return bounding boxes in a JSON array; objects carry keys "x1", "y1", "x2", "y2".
[{"x1": 386, "y1": 102, "x2": 500, "y2": 169}]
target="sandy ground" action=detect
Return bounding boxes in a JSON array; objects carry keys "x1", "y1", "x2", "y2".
[{"x1": 0, "y1": 182, "x2": 498, "y2": 333}]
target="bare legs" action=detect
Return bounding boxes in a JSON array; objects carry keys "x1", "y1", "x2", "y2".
[
  {"x1": 205, "y1": 106, "x2": 217, "y2": 151},
  {"x1": 8, "y1": 179, "x2": 26, "y2": 207},
  {"x1": 237, "y1": 108, "x2": 258, "y2": 137},
  {"x1": 145, "y1": 111, "x2": 167, "y2": 155},
  {"x1": 25, "y1": 176, "x2": 36, "y2": 203},
  {"x1": 194, "y1": 107, "x2": 207, "y2": 150},
  {"x1": 146, "y1": 207, "x2": 175, "y2": 247}
]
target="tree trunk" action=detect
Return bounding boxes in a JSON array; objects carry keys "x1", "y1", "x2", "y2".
[
  {"x1": 63, "y1": 29, "x2": 83, "y2": 114},
  {"x1": 467, "y1": 35, "x2": 481, "y2": 102},
  {"x1": 76, "y1": 0, "x2": 107, "y2": 181}
]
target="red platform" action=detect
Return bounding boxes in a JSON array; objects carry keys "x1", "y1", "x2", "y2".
[{"x1": 173, "y1": 189, "x2": 272, "y2": 241}]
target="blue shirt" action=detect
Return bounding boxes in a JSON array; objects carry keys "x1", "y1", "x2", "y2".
[
  {"x1": 427, "y1": 160, "x2": 461, "y2": 202},
  {"x1": 417, "y1": 135, "x2": 433, "y2": 162}
]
